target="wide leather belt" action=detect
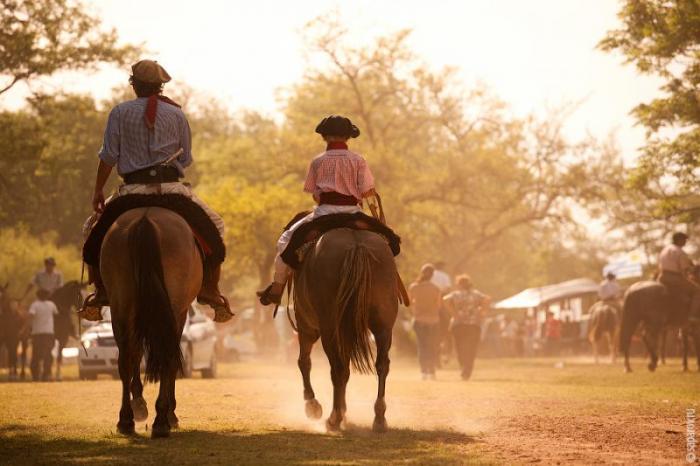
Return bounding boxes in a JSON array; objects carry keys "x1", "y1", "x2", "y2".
[
  {"x1": 318, "y1": 191, "x2": 359, "y2": 206},
  {"x1": 123, "y1": 165, "x2": 180, "y2": 185}
]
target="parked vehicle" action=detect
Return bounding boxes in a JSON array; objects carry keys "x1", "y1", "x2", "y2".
[{"x1": 78, "y1": 304, "x2": 217, "y2": 380}]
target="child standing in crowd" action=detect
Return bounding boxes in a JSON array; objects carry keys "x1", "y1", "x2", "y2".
[{"x1": 28, "y1": 289, "x2": 58, "y2": 382}]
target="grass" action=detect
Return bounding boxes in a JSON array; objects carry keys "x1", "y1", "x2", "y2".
[{"x1": 0, "y1": 356, "x2": 697, "y2": 465}]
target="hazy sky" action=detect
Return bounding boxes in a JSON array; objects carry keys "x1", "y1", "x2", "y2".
[{"x1": 5, "y1": 0, "x2": 662, "y2": 161}]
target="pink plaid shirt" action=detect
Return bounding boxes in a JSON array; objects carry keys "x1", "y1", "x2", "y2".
[{"x1": 303, "y1": 144, "x2": 375, "y2": 201}]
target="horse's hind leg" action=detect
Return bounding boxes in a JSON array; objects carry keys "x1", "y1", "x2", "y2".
[
  {"x1": 642, "y1": 327, "x2": 660, "y2": 372},
  {"x1": 371, "y1": 327, "x2": 392, "y2": 433},
  {"x1": 130, "y1": 353, "x2": 148, "y2": 422},
  {"x1": 682, "y1": 327, "x2": 689, "y2": 372},
  {"x1": 152, "y1": 369, "x2": 173, "y2": 438},
  {"x1": 116, "y1": 348, "x2": 135, "y2": 435},
  {"x1": 55, "y1": 336, "x2": 64, "y2": 381},
  {"x1": 608, "y1": 333, "x2": 616, "y2": 364},
  {"x1": 325, "y1": 347, "x2": 350, "y2": 432},
  {"x1": 298, "y1": 330, "x2": 322, "y2": 420},
  {"x1": 19, "y1": 339, "x2": 27, "y2": 380},
  {"x1": 591, "y1": 336, "x2": 599, "y2": 364},
  {"x1": 167, "y1": 367, "x2": 179, "y2": 429}
]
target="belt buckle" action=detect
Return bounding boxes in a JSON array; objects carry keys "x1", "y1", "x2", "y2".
[{"x1": 149, "y1": 168, "x2": 157, "y2": 177}]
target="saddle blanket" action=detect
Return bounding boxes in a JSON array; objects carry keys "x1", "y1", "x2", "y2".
[{"x1": 82, "y1": 192, "x2": 226, "y2": 268}]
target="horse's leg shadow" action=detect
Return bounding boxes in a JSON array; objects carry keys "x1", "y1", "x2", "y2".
[{"x1": 298, "y1": 330, "x2": 322, "y2": 420}]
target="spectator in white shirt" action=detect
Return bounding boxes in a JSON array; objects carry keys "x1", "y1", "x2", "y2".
[{"x1": 28, "y1": 289, "x2": 58, "y2": 381}]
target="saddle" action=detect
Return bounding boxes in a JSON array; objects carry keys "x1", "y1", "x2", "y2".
[
  {"x1": 82, "y1": 193, "x2": 226, "y2": 269},
  {"x1": 280, "y1": 212, "x2": 401, "y2": 269}
]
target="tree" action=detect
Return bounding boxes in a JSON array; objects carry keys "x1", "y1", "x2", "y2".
[
  {"x1": 0, "y1": 0, "x2": 139, "y2": 96},
  {"x1": 600, "y1": 0, "x2": 700, "y2": 219}
]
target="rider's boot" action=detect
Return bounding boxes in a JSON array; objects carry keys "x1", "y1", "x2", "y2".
[
  {"x1": 197, "y1": 262, "x2": 234, "y2": 323},
  {"x1": 78, "y1": 265, "x2": 108, "y2": 321}
]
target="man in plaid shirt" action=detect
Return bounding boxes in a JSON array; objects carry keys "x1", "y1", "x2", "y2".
[
  {"x1": 258, "y1": 115, "x2": 376, "y2": 305},
  {"x1": 81, "y1": 60, "x2": 232, "y2": 323}
]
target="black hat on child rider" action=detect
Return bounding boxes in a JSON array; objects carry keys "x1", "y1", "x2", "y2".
[{"x1": 315, "y1": 115, "x2": 360, "y2": 139}]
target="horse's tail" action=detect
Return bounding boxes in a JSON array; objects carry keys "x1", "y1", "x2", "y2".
[
  {"x1": 128, "y1": 215, "x2": 182, "y2": 383},
  {"x1": 334, "y1": 243, "x2": 374, "y2": 374}
]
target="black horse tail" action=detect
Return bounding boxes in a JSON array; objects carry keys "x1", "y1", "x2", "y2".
[
  {"x1": 334, "y1": 243, "x2": 374, "y2": 374},
  {"x1": 128, "y1": 215, "x2": 182, "y2": 383},
  {"x1": 619, "y1": 293, "x2": 640, "y2": 356}
]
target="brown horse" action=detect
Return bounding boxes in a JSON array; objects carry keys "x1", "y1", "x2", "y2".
[
  {"x1": 619, "y1": 280, "x2": 700, "y2": 372},
  {"x1": 293, "y1": 228, "x2": 398, "y2": 432},
  {"x1": 0, "y1": 284, "x2": 30, "y2": 381},
  {"x1": 101, "y1": 207, "x2": 202, "y2": 437},
  {"x1": 587, "y1": 301, "x2": 618, "y2": 364}
]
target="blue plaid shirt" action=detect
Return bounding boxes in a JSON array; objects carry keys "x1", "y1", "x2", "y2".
[{"x1": 98, "y1": 97, "x2": 193, "y2": 176}]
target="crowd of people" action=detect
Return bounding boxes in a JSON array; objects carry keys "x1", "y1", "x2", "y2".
[{"x1": 403, "y1": 262, "x2": 599, "y2": 381}]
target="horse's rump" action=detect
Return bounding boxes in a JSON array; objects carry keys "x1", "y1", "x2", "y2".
[{"x1": 294, "y1": 228, "x2": 398, "y2": 373}]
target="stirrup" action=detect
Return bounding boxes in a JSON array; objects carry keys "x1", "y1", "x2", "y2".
[
  {"x1": 78, "y1": 293, "x2": 104, "y2": 322},
  {"x1": 198, "y1": 295, "x2": 234, "y2": 323},
  {"x1": 257, "y1": 285, "x2": 282, "y2": 306}
]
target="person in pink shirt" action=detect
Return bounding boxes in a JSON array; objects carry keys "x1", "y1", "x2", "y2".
[{"x1": 257, "y1": 115, "x2": 376, "y2": 305}]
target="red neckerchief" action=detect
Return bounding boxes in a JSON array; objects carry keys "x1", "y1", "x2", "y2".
[
  {"x1": 145, "y1": 95, "x2": 181, "y2": 129},
  {"x1": 326, "y1": 141, "x2": 348, "y2": 150}
]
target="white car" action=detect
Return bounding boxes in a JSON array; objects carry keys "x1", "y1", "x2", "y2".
[{"x1": 79, "y1": 304, "x2": 218, "y2": 380}]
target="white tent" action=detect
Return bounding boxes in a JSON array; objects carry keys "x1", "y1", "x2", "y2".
[{"x1": 494, "y1": 278, "x2": 599, "y2": 310}]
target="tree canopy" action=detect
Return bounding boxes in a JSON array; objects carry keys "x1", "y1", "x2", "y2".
[
  {"x1": 600, "y1": 0, "x2": 700, "y2": 222},
  {"x1": 0, "y1": 0, "x2": 139, "y2": 96}
]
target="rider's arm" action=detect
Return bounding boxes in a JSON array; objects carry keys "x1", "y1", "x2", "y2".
[{"x1": 92, "y1": 160, "x2": 113, "y2": 213}]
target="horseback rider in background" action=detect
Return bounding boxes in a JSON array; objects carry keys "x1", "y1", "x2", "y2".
[
  {"x1": 24, "y1": 257, "x2": 63, "y2": 298},
  {"x1": 658, "y1": 232, "x2": 700, "y2": 325},
  {"x1": 598, "y1": 272, "x2": 622, "y2": 311},
  {"x1": 80, "y1": 59, "x2": 232, "y2": 323}
]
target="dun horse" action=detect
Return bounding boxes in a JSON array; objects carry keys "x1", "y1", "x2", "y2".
[
  {"x1": 101, "y1": 207, "x2": 202, "y2": 437},
  {"x1": 293, "y1": 228, "x2": 398, "y2": 432},
  {"x1": 587, "y1": 301, "x2": 618, "y2": 364}
]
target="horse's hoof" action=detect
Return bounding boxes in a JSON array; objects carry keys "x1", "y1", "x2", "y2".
[
  {"x1": 647, "y1": 362, "x2": 657, "y2": 372},
  {"x1": 151, "y1": 424, "x2": 170, "y2": 439},
  {"x1": 325, "y1": 418, "x2": 342, "y2": 432},
  {"x1": 130, "y1": 398, "x2": 148, "y2": 422},
  {"x1": 683, "y1": 366, "x2": 689, "y2": 373},
  {"x1": 167, "y1": 412, "x2": 179, "y2": 430},
  {"x1": 117, "y1": 421, "x2": 135, "y2": 436},
  {"x1": 305, "y1": 399, "x2": 323, "y2": 420},
  {"x1": 372, "y1": 418, "x2": 388, "y2": 433},
  {"x1": 624, "y1": 367, "x2": 632, "y2": 373}
]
